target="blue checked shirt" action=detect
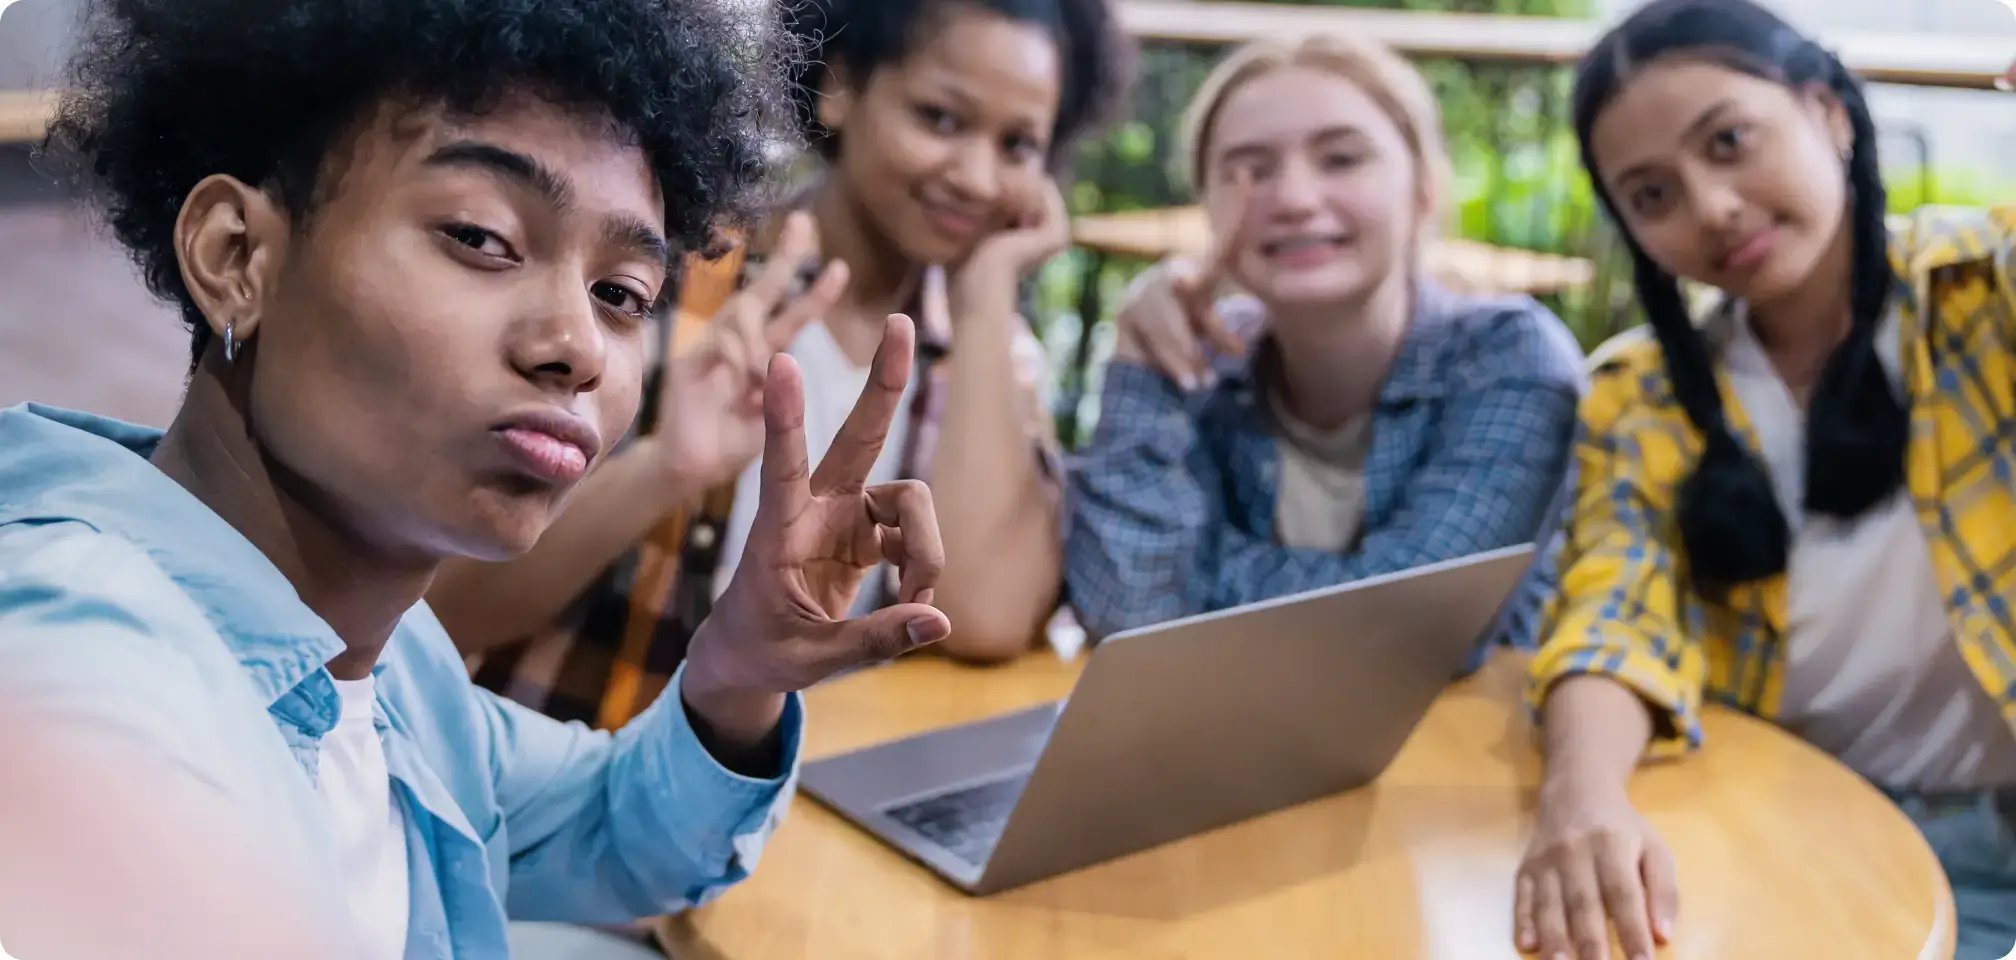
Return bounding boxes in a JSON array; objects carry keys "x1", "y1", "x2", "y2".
[{"x1": 1065, "y1": 282, "x2": 1585, "y2": 648}]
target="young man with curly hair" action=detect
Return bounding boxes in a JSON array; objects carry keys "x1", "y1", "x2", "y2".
[{"x1": 0, "y1": 0, "x2": 953, "y2": 956}]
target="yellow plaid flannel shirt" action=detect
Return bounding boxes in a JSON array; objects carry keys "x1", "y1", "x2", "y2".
[{"x1": 1532, "y1": 204, "x2": 2016, "y2": 756}]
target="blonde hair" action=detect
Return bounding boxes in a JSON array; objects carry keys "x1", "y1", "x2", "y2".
[{"x1": 1181, "y1": 33, "x2": 1451, "y2": 219}]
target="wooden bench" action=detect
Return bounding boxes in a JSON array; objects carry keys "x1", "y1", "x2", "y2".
[{"x1": 1073, "y1": 205, "x2": 1596, "y2": 297}]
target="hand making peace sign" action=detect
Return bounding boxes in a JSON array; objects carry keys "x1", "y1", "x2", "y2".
[
  {"x1": 651, "y1": 211, "x2": 849, "y2": 488},
  {"x1": 679, "y1": 312, "x2": 949, "y2": 748}
]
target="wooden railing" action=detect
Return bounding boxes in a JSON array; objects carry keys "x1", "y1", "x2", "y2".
[
  {"x1": 1115, "y1": 0, "x2": 2015, "y2": 90},
  {"x1": 2, "y1": 2, "x2": 2008, "y2": 144}
]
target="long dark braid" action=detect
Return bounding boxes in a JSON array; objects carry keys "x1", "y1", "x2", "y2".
[
  {"x1": 1803, "y1": 58, "x2": 1906, "y2": 518},
  {"x1": 1625, "y1": 244, "x2": 1790, "y2": 587},
  {"x1": 1572, "y1": 0, "x2": 1906, "y2": 592}
]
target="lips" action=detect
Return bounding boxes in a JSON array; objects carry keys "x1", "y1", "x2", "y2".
[
  {"x1": 491, "y1": 409, "x2": 602, "y2": 485},
  {"x1": 1715, "y1": 227, "x2": 1779, "y2": 274},
  {"x1": 921, "y1": 202, "x2": 985, "y2": 241}
]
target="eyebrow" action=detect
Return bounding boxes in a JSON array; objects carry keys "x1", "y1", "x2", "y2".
[
  {"x1": 1307, "y1": 125, "x2": 1371, "y2": 148},
  {"x1": 914, "y1": 70, "x2": 1048, "y2": 141},
  {"x1": 1216, "y1": 142, "x2": 1276, "y2": 168},
  {"x1": 606, "y1": 218, "x2": 671, "y2": 270},
  {"x1": 426, "y1": 140, "x2": 575, "y2": 211},
  {"x1": 425, "y1": 139, "x2": 671, "y2": 269},
  {"x1": 1609, "y1": 98, "x2": 1739, "y2": 186},
  {"x1": 932, "y1": 80, "x2": 982, "y2": 114}
]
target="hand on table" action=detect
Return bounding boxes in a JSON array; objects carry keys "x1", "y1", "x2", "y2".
[
  {"x1": 1515, "y1": 780, "x2": 1678, "y2": 960},
  {"x1": 679, "y1": 313, "x2": 950, "y2": 758},
  {"x1": 1111, "y1": 173, "x2": 1255, "y2": 391},
  {"x1": 648, "y1": 210, "x2": 848, "y2": 489}
]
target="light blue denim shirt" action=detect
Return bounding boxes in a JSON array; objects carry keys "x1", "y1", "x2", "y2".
[{"x1": 0, "y1": 403, "x2": 803, "y2": 959}]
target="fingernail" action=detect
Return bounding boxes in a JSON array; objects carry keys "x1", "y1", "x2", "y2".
[
  {"x1": 1516, "y1": 931, "x2": 1535, "y2": 950},
  {"x1": 1634, "y1": 953, "x2": 1653, "y2": 960},
  {"x1": 916, "y1": 588, "x2": 937, "y2": 607},
  {"x1": 906, "y1": 618, "x2": 951, "y2": 646},
  {"x1": 1656, "y1": 918, "x2": 1674, "y2": 940}
]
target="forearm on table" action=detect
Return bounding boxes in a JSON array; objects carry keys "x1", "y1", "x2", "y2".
[
  {"x1": 930, "y1": 307, "x2": 1061, "y2": 661},
  {"x1": 932, "y1": 503, "x2": 1059, "y2": 662},
  {"x1": 430, "y1": 439, "x2": 700, "y2": 656},
  {"x1": 1063, "y1": 365, "x2": 1218, "y2": 640},
  {"x1": 1538, "y1": 674, "x2": 1657, "y2": 796}
]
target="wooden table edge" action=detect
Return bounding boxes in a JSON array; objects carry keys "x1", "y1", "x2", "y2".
[{"x1": 651, "y1": 652, "x2": 1958, "y2": 959}]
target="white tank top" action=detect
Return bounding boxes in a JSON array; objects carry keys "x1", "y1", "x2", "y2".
[{"x1": 1721, "y1": 305, "x2": 2016, "y2": 791}]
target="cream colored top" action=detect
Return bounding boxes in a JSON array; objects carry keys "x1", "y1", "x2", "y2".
[{"x1": 1269, "y1": 391, "x2": 1373, "y2": 552}]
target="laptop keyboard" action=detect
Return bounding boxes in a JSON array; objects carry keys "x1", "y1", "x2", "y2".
[{"x1": 882, "y1": 773, "x2": 1029, "y2": 867}]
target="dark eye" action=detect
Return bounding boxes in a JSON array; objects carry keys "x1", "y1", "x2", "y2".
[
  {"x1": 1003, "y1": 134, "x2": 1040, "y2": 162},
  {"x1": 1320, "y1": 150, "x2": 1366, "y2": 172},
  {"x1": 591, "y1": 280, "x2": 651, "y2": 322},
  {"x1": 442, "y1": 223, "x2": 517, "y2": 262},
  {"x1": 1628, "y1": 182, "x2": 1672, "y2": 218},
  {"x1": 1003, "y1": 135, "x2": 1044, "y2": 165},
  {"x1": 915, "y1": 104, "x2": 960, "y2": 135},
  {"x1": 1709, "y1": 123, "x2": 1751, "y2": 160}
]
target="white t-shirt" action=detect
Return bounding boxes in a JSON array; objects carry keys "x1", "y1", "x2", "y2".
[
  {"x1": 317, "y1": 675, "x2": 410, "y2": 960},
  {"x1": 713, "y1": 320, "x2": 918, "y2": 615},
  {"x1": 1269, "y1": 390, "x2": 1373, "y2": 552},
  {"x1": 1721, "y1": 306, "x2": 2016, "y2": 791}
]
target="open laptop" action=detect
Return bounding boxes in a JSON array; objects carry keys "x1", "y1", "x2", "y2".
[{"x1": 800, "y1": 543, "x2": 1537, "y2": 895}]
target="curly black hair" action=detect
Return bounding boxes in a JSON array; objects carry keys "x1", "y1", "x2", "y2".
[
  {"x1": 777, "y1": 0, "x2": 1133, "y2": 169},
  {"x1": 45, "y1": 0, "x2": 792, "y2": 365}
]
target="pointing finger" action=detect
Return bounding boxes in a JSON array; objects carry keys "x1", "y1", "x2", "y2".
[{"x1": 1197, "y1": 169, "x2": 1256, "y2": 293}]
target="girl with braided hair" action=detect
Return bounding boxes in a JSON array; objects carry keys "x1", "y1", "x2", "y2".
[{"x1": 1522, "y1": 1, "x2": 2016, "y2": 956}]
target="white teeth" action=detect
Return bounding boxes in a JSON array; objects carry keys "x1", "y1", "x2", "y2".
[{"x1": 1264, "y1": 236, "x2": 1344, "y2": 255}]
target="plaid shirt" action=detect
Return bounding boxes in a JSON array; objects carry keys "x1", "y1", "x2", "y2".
[
  {"x1": 1532, "y1": 205, "x2": 2016, "y2": 758},
  {"x1": 1065, "y1": 281, "x2": 1585, "y2": 648}
]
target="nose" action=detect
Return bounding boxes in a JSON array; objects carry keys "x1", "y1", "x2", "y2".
[
  {"x1": 1684, "y1": 167, "x2": 1745, "y2": 234},
  {"x1": 941, "y1": 138, "x2": 1004, "y2": 208},
  {"x1": 508, "y1": 282, "x2": 608, "y2": 397},
  {"x1": 1265, "y1": 155, "x2": 1322, "y2": 221}
]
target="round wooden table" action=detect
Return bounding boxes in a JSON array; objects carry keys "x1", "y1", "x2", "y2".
[{"x1": 659, "y1": 652, "x2": 1954, "y2": 960}]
